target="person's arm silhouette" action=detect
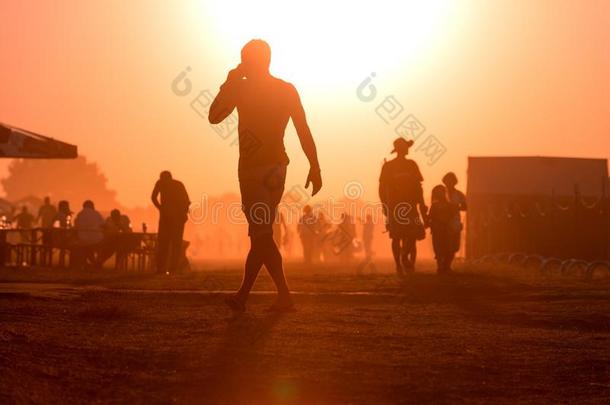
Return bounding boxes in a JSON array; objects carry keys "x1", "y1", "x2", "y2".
[
  {"x1": 290, "y1": 85, "x2": 322, "y2": 196},
  {"x1": 179, "y1": 182, "x2": 191, "y2": 218},
  {"x1": 151, "y1": 181, "x2": 162, "y2": 210},
  {"x1": 412, "y1": 163, "x2": 428, "y2": 224},
  {"x1": 209, "y1": 65, "x2": 243, "y2": 124},
  {"x1": 417, "y1": 182, "x2": 429, "y2": 226},
  {"x1": 379, "y1": 163, "x2": 389, "y2": 216}
]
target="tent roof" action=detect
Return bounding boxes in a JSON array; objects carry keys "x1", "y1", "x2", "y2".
[
  {"x1": 467, "y1": 156, "x2": 608, "y2": 197},
  {"x1": 0, "y1": 122, "x2": 77, "y2": 159}
]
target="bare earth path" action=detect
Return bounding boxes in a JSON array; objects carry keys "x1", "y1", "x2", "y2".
[{"x1": 1, "y1": 262, "x2": 610, "y2": 404}]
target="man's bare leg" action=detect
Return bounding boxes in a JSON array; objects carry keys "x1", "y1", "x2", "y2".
[
  {"x1": 230, "y1": 234, "x2": 292, "y2": 310},
  {"x1": 260, "y1": 234, "x2": 292, "y2": 307},
  {"x1": 234, "y1": 237, "x2": 266, "y2": 302}
]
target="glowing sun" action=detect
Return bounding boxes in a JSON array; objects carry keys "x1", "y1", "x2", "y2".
[{"x1": 203, "y1": 0, "x2": 455, "y2": 88}]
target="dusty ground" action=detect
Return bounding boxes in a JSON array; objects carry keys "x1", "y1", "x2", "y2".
[{"x1": 1, "y1": 260, "x2": 610, "y2": 404}]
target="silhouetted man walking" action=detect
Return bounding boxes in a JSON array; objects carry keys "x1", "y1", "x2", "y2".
[
  {"x1": 209, "y1": 39, "x2": 322, "y2": 311},
  {"x1": 151, "y1": 171, "x2": 190, "y2": 274}
]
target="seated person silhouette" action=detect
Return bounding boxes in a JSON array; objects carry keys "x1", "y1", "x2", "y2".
[
  {"x1": 209, "y1": 39, "x2": 322, "y2": 312},
  {"x1": 73, "y1": 200, "x2": 105, "y2": 269},
  {"x1": 97, "y1": 209, "x2": 132, "y2": 268}
]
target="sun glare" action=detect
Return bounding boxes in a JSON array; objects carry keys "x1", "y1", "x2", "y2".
[{"x1": 202, "y1": 0, "x2": 454, "y2": 88}]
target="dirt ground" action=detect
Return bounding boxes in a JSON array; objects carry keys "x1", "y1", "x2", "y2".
[{"x1": 1, "y1": 260, "x2": 610, "y2": 404}]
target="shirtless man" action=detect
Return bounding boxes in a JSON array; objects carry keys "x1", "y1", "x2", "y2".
[{"x1": 209, "y1": 39, "x2": 322, "y2": 311}]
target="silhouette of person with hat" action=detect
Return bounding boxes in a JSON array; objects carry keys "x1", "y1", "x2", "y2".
[{"x1": 379, "y1": 138, "x2": 427, "y2": 275}]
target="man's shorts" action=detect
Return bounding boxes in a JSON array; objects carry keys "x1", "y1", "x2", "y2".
[{"x1": 239, "y1": 164, "x2": 287, "y2": 238}]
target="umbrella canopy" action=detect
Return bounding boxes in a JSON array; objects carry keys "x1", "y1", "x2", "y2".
[{"x1": 0, "y1": 122, "x2": 77, "y2": 159}]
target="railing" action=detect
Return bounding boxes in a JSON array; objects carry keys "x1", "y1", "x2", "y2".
[{"x1": 0, "y1": 228, "x2": 157, "y2": 271}]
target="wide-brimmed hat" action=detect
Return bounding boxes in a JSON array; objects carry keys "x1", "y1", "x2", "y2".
[{"x1": 391, "y1": 137, "x2": 414, "y2": 153}]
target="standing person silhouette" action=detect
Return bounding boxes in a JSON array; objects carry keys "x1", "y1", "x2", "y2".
[
  {"x1": 379, "y1": 138, "x2": 427, "y2": 276},
  {"x1": 209, "y1": 39, "x2": 322, "y2": 312},
  {"x1": 37, "y1": 197, "x2": 57, "y2": 265},
  {"x1": 442, "y1": 172, "x2": 467, "y2": 258},
  {"x1": 362, "y1": 214, "x2": 375, "y2": 261},
  {"x1": 151, "y1": 171, "x2": 191, "y2": 275},
  {"x1": 427, "y1": 185, "x2": 460, "y2": 273},
  {"x1": 298, "y1": 205, "x2": 317, "y2": 266}
]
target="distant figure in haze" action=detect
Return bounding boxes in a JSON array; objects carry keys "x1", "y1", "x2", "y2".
[
  {"x1": 14, "y1": 206, "x2": 35, "y2": 229},
  {"x1": 298, "y1": 205, "x2": 317, "y2": 266},
  {"x1": 442, "y1": 172, "x2": 467, "y2": 258},
  {"x1": 315, "y1": 211, "x2": 332, "y2": 263},
  {"x1": 357, "y1": 214, "x2": 378, "y2": 274},
  {"x1": 361, "y1": 214, "x2": 376, "y2": 268},
  {"x1": 37, "y1": 197, "x2": 57, "y2": 264},
  {"x1": 272, "y1": 211, "x2": 287, "y2": 253},
  {"x1": 209, "y1": 39, "x2": 322, "y2": 311},
  {"x1": 14, "y1": 206, "x2": 35, "y2": 243},
  {"x1": 54, "y1": 200, "x2": 73, "y2": 228},
  {"x1": 336, "y1": 213, "x2": 356, "y2": 263},
  {"x1": 379, "y1": 138, "x2": 427, "y2": 276},
  {"x1": 151, "y1": 171, "x2": 190, "y2": 274},
  {"x1": 74, "y1": 200, "x2": 105, "y2": 268},
  {"x1": 37, "y1": 197, "x2": 57, "y2": 229},
  {"x1": 427, "y1": 185, "x2": 459, "y2": 273},
  {"x1": 53, "y1": 200, "x2": 73, "y2": 267}
]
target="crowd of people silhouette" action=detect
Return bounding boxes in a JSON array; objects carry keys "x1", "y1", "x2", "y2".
[
  {"x1": 7, "y1": 196, "x2": 135, "y2": 269},
  {"x1": 5, "y1": 38, "x2": 467, "y2": 311}
]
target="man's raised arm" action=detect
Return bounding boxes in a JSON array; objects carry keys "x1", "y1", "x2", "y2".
[
  {"x1": 290, "y1": 85, "x2": 322, "y2": 196},
  {"x1": 208, "y1": 66, "x2": 242, "y2": 124}
]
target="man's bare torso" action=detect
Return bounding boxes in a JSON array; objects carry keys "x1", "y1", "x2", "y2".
[{"x1": 234, "y1": 76, "x2": 296, "y2": 170}]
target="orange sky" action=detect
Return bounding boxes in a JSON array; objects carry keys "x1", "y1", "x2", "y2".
[{"x1": 0, "y1": 0, "x2": 609, "y2": 208}]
